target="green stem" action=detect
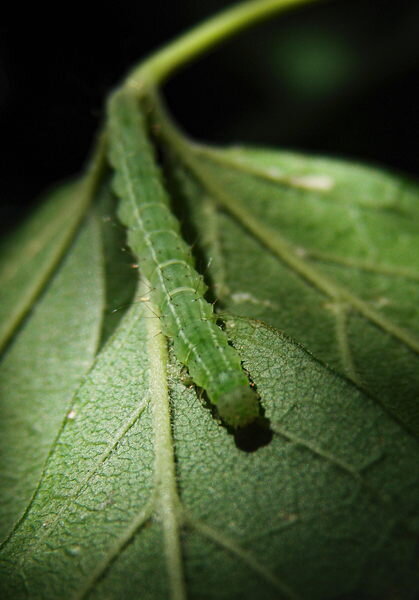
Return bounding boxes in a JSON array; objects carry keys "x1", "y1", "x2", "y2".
[{"x1": 124, "y1": 0, "x2": 320, "y2": 94}]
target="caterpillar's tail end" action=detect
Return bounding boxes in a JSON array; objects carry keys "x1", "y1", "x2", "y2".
[{"x1": 217, "y1": 386, "x2": 260, "y2": 428}]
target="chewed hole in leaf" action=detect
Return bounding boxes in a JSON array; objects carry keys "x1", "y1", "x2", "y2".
[
  {"x1": 233, "y1": 416, "x2": 273, "y2": 452},
  {"x1": 199, "y1": 384, "x2": 273, "y2": 451}
]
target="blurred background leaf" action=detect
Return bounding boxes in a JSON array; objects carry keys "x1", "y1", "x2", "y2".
[{"x1": 1, "y1": 0, "x2": 418, "y2": 235}]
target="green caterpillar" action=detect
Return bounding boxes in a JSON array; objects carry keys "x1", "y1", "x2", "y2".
[{"x1": 107, "y1": 90, "x2": 259, "y2": 427}]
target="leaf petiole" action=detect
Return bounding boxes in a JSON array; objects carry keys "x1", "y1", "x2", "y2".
[{"x1": 123, "y1": 0, "x2": 321, "y2": 96}]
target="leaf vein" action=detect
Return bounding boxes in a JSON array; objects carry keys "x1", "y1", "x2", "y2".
[
  {"x1": 184, "y1": 513, "x2": 302, "y2": 600},
  {"x1": 179, "y1": 142, "x2": 419, "y2": 356},
  {"x1": 73, "y1": 501, "x2": 155, "y2": 600}
]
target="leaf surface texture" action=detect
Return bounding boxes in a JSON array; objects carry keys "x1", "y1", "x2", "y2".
[{"x1": 1, "y1": 116, "x2": 418, "y2": 600}]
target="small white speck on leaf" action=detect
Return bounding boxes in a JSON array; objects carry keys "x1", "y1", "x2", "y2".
[
  {"x1": 375, "y1": 297, "x2": 391, "y2": 308},
  {"x1": 65, "y1": 545, "x2": 81, "y2": 557},
  {"x1": 295, "y1": 246, "x2": 308, "y2": 257},
  {"x1": 288, "y1": 174, "x2": 335, "y2": 191},
  {"x1": 231, "y1": 292, "x2": 278, "y2": 309},
  {"x1": 266, "y1": 167, "x2": 283, "y2": 178}
]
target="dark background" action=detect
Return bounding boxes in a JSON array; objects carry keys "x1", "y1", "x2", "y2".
[{"x1": 1, "y1": 0, "x2": 418, "y2": 233}]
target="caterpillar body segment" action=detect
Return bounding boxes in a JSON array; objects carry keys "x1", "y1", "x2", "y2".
[{"x1": 107, "y1": 90, "x2": 259, "y2": 427}]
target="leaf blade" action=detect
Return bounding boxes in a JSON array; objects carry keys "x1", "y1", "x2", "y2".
[
  {"x1": 1, "y1": 96, "x2": 418, "y2": 600},
  {"x1": 1, "y1": 305, "x2": 418, "y2": 598},
  {"x1": 0, "y1": 211, "x2": 105, "y2": 542},
  {"x1": 165, "y1": 139, "x2": 419, "y2": 435},
  {"x1": 0, "y1": 181, "x2": 91, "y2": 351}
]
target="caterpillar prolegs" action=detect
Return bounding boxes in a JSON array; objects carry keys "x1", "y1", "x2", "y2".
[{"x1": 107, "y1": 90, "x2": 259, "y2": 427}]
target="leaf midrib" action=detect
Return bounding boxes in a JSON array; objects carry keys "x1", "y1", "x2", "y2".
[{"x1": 72, "y1": 286, "x2": 186, "y2": 600}]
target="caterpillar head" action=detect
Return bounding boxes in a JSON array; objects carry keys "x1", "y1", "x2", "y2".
[{"x1": 216, "y1": 385, "x2": 260, "y2": 428}]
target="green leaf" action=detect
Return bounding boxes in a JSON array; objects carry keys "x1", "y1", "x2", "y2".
[
  {"x1": 0, "y1": 181, "x2": 90, "y2": 352},
  {"x1": 1, "y1": 296, "x2": 418, "y2": 599},
  {"x1": 165, "y1": 141, "x2": 419, "y2": 435},
  {"x1": 0, "y1": 211, "x2": 105, "y2": 542},
  {"x1": 1, "y1": 49, "x2": 419, "y2": 600}
]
